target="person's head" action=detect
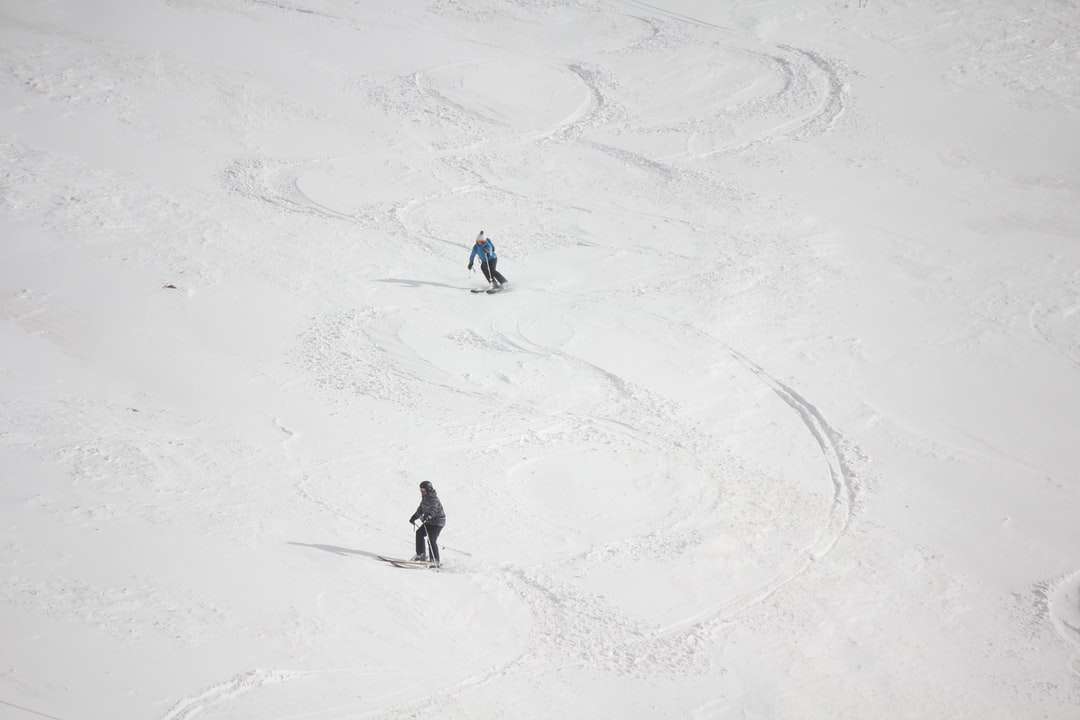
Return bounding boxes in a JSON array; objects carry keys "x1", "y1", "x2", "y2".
[
  {"x1": 475, "y1": 230, "x2": 485, "y2": 244},
  {"x1": 419, "y1": 480, "x2": 434, "y2": 495}
]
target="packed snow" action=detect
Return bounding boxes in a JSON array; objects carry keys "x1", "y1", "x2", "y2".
[{"x1": 1, "y1": 1, "x2": 1079, "y2": 718}]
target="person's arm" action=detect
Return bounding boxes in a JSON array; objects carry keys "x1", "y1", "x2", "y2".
[{"x1": 409, "y1": 503, "x2": 422, "y2": 524}]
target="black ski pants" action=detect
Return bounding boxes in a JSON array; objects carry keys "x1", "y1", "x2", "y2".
[
  {"x1": 480, "y1": 258, "x2": 507, "y2": 285},
  {"x1": 415, "y1": 522, "x2": 443, "y2": 563}
]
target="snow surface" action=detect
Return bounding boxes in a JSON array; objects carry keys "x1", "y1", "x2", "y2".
[{"x1": 2, "y1": 1, "x2": 1079, "y2": 718}]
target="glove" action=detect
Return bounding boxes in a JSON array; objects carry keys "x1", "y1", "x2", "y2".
[{"x1": 467, "y1": 263, "x2": 473, "y2": 270}]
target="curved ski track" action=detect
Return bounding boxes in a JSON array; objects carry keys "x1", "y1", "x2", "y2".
[
  {"x1": 780, "y1": 45, "x2": 847, "y2": 141},
  {"x1": 1047, "y1": 568, "x2": 1080, "y2": 678},
  {"x1": 224, "y1": 27, "x2": 847, "y2": 245},
  {"x1": 359, "y1": 326, "x2": 860, "y2": 718},
  {"x1": 501, "y1": 324, "x2": 859, "y2": 639},
  {"x1": 694, "y1": 44, "x2": 847, "y2": 159},
  {"x1": 161, "y1": 669, "x2": 301, "y2": 720},
  {"x1": 188, "y1": 4, "x2": 858, "y2": 717}
]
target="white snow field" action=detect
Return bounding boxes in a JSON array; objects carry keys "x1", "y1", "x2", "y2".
[{"x1": 2, "y1": 0, "x2": 1079, "y2": 717}]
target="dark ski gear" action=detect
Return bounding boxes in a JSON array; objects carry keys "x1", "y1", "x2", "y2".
[
  {"x1": 414, "y1": 522, "x2": 443, "y2": 564},
  {"x1": 408, "y1": 482, "x2": 446, "y2": 565},
  {"x1": 409, "y1": 485, "x2": 445, "y2": 527}
]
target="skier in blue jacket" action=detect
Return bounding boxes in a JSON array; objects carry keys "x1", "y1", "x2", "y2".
[{"x1": 467, "y1": 230, "x2": 508, "y2": 289}]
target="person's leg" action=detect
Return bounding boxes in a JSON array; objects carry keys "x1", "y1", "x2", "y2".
[
  {"x1": 489, "y1": 259, "x2": 506, "y2": 285},
  {"x1": 479, "y1": 260, "x2": 493, "y2": 283},
  {"x1": 414, "y1": 525, "x2": 428, "y2": 559},
  {"x1": 426, "y1": 524, "x2": 443, "y2": 564}
]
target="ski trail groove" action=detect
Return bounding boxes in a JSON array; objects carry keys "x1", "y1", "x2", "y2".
[
  {"x1": 779, "y1": 45, "x2": 847, "y2": 141},
  {"x1": 614, "y1": 1, "x2": 846, "y2": 157},
  {"x1": 725, "y1": 348, "x2": 856, "y2": 556},
  {"x1": 412, "y1": 59, "x2": 608, "y2": 155},
  {"x1": 620, "y1": 0, "x2": 729, "y2": 31},
  {"x1": 698, "y1": 45, "x2": 847, "y2": 158},
  {"x1": 435, "y1": 322, "x2": 859, "y2": 684},
  {"x1": 246, "y1": 0, "x2": 358, "y2": 26},
  {"x1": 160, "y1": 669, "x2": 299, "y2": 720},
  {"x1": 1028, "y1": 301, "x2": 1080, "y2": 370},
  {"x1": 1047, "y1": 568, "x2": 1080, "y2": 677},
  {"x1": 226, "y1": 4, "x2": 854, "y2": 713},
  {"x1": 618, "y1": 317, "x2": 861, "y2": 638},
  {"x1": 370, "y1": 58, "x2": 609, "y2": 244},
  {"x1": 557, "y1": 64, "x2": 606, "y2": 141},
  {"x1": 222, "y1": 159, "x2": 380, "y2": 227},
  {"x1": 0, "y1": 700, "x2": 65, "y2": 720}
]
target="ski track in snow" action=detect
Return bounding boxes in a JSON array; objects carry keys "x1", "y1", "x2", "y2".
[
  {"x1": 781, "y1": 45, "x2": 847, "y2": 141},
  {"x1": 5, "y1": 0, "x2": 1079, "y2": 716},
  {"x1": 221, "y1": 55, "x2": 609, "y2": 253},
  {"x1": 360, "y1": 335, "x2": 860, "y2": 717},
  {"x1": 222, "y1": 158, "x2": 385, "y2": 228},
  {"x1": 10, "y1": 2, "x2": 863, "y2": 717},
  {"x1": 356, "y1": 309, "x2": 860, "y2": 715},
  {"x1": 0, "y1": 700, "x2": 65, "y2": 720},
  {"x1": 613, "y1": 0, "x2": 847, "y2": 160},
  {"x1": 1028, "y1": 301, "x2": 1080, "y2": 370},
  {"x1": 248, "y1": 0, "x2": 341, "y2": 22},
  {"x1": 648, "y1": 346, "x2": 861, "y2": 633},
  {"x1": 221, "y1": 5, "x2": 848, "y2": 254},
  {"x1": 161, "y1": 669, "x2": 300, "y2": 720},
  {"x1": 558, "y1": 337, "x2": 847, "y2": 632},
  {"x1": 459, "y1": 7, "x2": 860, "y2": 670},
  {"x1": 620, "y1": 0, "x2": 730, "y2": 32},
  {"x1": 1046, "y1": 569, "x2": 1080, "y2": 678},
  {"x1": 726, "y1": 347, "x2": 858, "y2": 555},
  {"x1": 264, "y1": 3, "x2": 858, "y2": 712},
  {"x1": 694, "y1": 44, "x2": 847, "y2": 158}
]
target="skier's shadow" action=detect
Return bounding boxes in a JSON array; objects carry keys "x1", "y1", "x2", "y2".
[
  {"x1": 377, "y1": 278, "x2": 468, "y2": 291},
  {"x1": 288, "y1": 541, "x2": 384, "y2": 560}
]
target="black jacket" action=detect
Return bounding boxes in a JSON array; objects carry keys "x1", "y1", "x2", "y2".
[{"x1": 410, "y1": 491, "x2": 446, "y2": 527}]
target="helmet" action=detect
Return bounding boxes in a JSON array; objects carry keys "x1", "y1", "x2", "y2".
[{"x1": 419, "y1": 481, "x2": 434, "y2": 492}]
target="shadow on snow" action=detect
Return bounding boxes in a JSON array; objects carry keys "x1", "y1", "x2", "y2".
[
  {"x1": 376, "y1": 278, "x2": 470, "y2": 291},
  {"x1": 288, "y1": 542, "x2": 387, "y2": 561}
]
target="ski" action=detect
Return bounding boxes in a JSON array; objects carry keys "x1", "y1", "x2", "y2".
[
  {"x1": 377, "y1": 555, "x2": 439, "y2": 569},
  {"x1": 388, "y1": 560, "x2": 439, "y2": 570},
  {"x1": 377, "y1": 554, "x2": 423, "y2": 565}
]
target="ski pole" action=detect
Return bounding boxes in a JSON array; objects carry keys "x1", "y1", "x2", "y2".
[{"x1": 413, "y1": 520, "x2": 435, "y2": 565}]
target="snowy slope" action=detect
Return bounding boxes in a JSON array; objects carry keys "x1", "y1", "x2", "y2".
[{"x1": 1, "y1": 1, "x2": 1078, "y2": 718}]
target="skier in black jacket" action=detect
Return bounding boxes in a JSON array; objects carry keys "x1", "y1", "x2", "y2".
[{"x1": 409, "y1": 481, "x2": 446, "y2": 564}]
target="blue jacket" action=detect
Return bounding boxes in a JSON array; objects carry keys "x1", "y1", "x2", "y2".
[{"x1": 469, "y1": 239, "x2": 497, "y2": 265}]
